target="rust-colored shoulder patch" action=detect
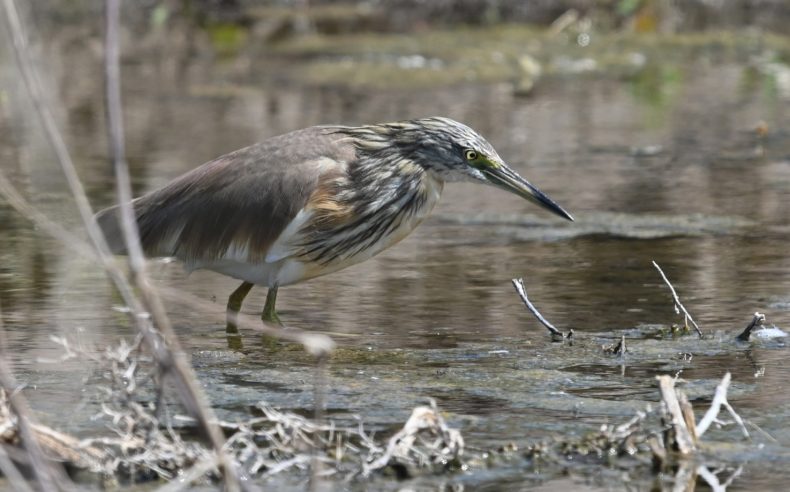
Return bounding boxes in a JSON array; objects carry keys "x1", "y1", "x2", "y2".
[{"x1": 305, "y1": 171, "x2": 354, "y2": 227}]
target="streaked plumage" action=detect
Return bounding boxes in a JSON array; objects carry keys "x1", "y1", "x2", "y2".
[{"x1": 96, "y1": 117, "x2": 572, "y2": 332}]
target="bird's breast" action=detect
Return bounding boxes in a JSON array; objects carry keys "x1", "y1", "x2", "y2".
[{"x1": 277, "y1": 172, "x2": 444, "y2": 284}]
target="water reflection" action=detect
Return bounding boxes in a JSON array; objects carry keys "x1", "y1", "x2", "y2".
[{"x1": 1, "y1": 22, "x2": 790, "y2": 490}]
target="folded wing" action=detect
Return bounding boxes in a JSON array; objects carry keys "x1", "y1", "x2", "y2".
[{"x1": 95, "y1": 127, "x2": 356, "y2": 267}]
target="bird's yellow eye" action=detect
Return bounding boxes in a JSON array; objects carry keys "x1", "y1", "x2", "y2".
[{"x1": 465, "y1": 149, "x2": 478, "y2": 161}]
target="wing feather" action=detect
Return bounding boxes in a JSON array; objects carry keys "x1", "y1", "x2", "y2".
[{"x1": 96, "y1": 126, "x2": 355, "y2": 266}]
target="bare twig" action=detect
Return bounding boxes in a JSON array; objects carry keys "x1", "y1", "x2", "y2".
[
  {"x1": 102, "y1": 2, "x2": 242, "y2": 488},
  {"x1": 695, "y1": 372, "x2": 749, "y2": 439},
  {"x1": 1, "y1": 0, "x2": 244, "y2": 488},
  {"x1": 549, "y1": 9, "x2": 579, "y2": 35},
  {"x1": 736, "y1": 312, "x2": 765, "y2": 341},
  {"x1": 656, "y1": 375, "x2": 695, "y2": 454},
  {"x1": 511, "y1": 278, "x2": 566, "y2": 341},
  {"x1": 671, "y1": 461, "x2": 698, "y2": 492},
  {"x1": 0, "y1": 444, "x2": 34, "y2": 492},
  {"x1": 104, "y1": 0, "x2": 146, "y2": 277},
  {"x1": 697, "y1": 465, "x2": 743, "y2": 492},
  {"x1": 721, "y1": 465, "x2": 744, "y2": 488},
  {"x1": 0, "y1": 0, "x2": 151, "y2": 357},
  {"x1": 652, "y1": 261, "x2": 703, "y2": 337},
  {"x1": 0, "y1": 0, "x2": 124, "y2": 283},
  {"x1": 310, "y1": 353, "x2": 329, "y2": 491},
  {"x1": 677, "y1": 391, "x2": 697, "y2": 443}
]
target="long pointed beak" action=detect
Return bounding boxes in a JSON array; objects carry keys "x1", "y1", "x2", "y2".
[{"x1": 483, "y1": 165, "x2": 574, "y2": 221}]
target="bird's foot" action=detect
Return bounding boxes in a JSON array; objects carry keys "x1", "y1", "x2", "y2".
[
  {"x1": 226, "y1": 316, "x2": 241, "y2": 335},
  {"x1": 261, "y1": 309, "x2": 283, "y2": 326},
  {"x1": 225, "y1": 318, "x2": 244, "y2": 350},
  {"x1": 260, "y1": 310, "x2": 285, "y2": 348},
  {"x1": 226, "y1": 333, "x2": 244, "y2": 350}
]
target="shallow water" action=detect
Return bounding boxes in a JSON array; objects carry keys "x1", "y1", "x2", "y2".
[{"x1": 1, "y1": 22, "x2": 790, "y2": 490}]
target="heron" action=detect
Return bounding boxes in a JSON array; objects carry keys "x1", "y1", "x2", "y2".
[{"x1": 96, "y1": 117, "x2": 573, "y2": 334}]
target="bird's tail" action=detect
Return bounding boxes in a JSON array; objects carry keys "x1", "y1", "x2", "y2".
[{"x1": 94, "y1": 205, "x2": 132, "y2": 255}]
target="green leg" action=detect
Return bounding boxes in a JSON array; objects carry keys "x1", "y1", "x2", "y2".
[
  {"x1": 226, "y1": 281, "x2": 254, "y2": 335},
  {"x1": 261, "y1": 286, "x2": 283, "y2": 325},
  {"x1": 260, "y1": 286, "x2": 283, "y2": 349}
]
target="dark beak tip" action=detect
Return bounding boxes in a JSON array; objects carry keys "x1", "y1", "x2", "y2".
[
  {"x1": 541, "y1": 198, "x2": 573, "y2": 222},
  {"x1": 485, "y1": 166, "x2": 574, "y2": 222}
]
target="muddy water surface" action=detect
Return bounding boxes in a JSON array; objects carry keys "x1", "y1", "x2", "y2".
[{"x1": 1, "y1": 25, "x2": 789, "y2": 490}]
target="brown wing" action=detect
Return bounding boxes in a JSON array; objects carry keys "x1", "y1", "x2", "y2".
[{"x1": 96, "y1": 126, "x2": 356, "y2": 265}]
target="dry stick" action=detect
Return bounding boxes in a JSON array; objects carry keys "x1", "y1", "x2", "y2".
[
  {"x1": 655, "y1": 375, "x2": 695, "y2": 454},
  {"x1": 0, "y1": 0, "x2": 146, "y2": 347},
  {"x1": 3, "y1": 0, "x2": 162, "y2": 458},
  {"x1": 104, "y1": 0, "x2": 145, "y2": 275},
  {"x1": 2, "y1": 2, "x2": 328, "y2": 486},
  {"x1": 677, "y1": 391, "x2": 697, "y2": 443},
  {"x1": 672, "y1": 461, "x2": 698, "y2": 492},
  {"x1": 310, "y1": 354, "x2": 329, "y2": 491},
  {"x1": 0, "y1": 1, "x2": 240, "y2": 489},
  {"x1": 695, "y1": 466, "x2": 722, "y2": 492},
  {"x1": 695, "y1": 372, "x2": 749, "y2": 439},
  {"x1": 606, "y1": 335, "x2": 627, "y2": 356},
  {"x1": 0, "y1": 445, "x2": 35, "y2": 492},
  {"x1": 511, "y1": 278, "x2": 565, "y2": 340},
  {"x1": 102, "y1": 2, "x2": 242, "y2": 489},
  {"x1": 0, "y1": 303, "x2": 73, "y2": 492},
  {"x1": 651, "y1": 261, "x2": 703, "y2": 337},
  {"x1": 696, "y1": 465, "x2": 743, "y2": 492},
  {"x1": 720, "y1": 465, "x2": 744, "y2": 488},
  {"x1": 0, "y1": 0, "x2": 120, "y2": 276}
]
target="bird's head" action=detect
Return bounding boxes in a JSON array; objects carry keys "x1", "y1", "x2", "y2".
[{"x1": 379, "y1": 117, "x2": 574, "y2": 221}]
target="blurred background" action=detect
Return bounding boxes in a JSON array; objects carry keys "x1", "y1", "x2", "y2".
[{"x1": 1, "y1": 1, "x2": 789, "y2": 489}]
